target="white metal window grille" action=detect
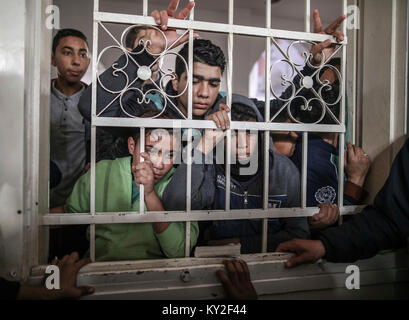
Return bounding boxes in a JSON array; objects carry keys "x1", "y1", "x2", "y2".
[{"x1": 42, "y1": 0, "x2": 363, "y2": 261}]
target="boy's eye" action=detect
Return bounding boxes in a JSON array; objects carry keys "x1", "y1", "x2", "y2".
[
  {"x1": 63, "y1": 51, "x2": 72, "y2": 56},
  {"x1": 210, "y1": 82, "x2": 220, "y2": 88},
  {"x1": 165, "y1": 152, "x2": 174, "y2": 160}
]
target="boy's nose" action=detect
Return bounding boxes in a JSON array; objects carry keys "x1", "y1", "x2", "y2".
[
  {"x1": 151, "y1": 156, "x2": 164, "y2": 169},
  {"x1": 72, "y1": 53, "x2": 81, "y2": 66},
  {"x1": 197, "y1": 82, "x2": 209, "y2": 98}
]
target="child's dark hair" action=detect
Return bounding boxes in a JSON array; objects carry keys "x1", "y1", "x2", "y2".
[
  {"x1": 52, "y1": 29, "x2": 88, "y2": 54},
  {"x1": 129, "y1": 109, "x2": 176, "y2": 145},
  {"x1": 231, "y1": 103, "x2": 258, "y2": 122},
  {"x1": 125, "y1": 26, "x2": 149, "y2": 49},
  {"x1": 175, "y1": 39, "x2": 226, "y2": 77}
]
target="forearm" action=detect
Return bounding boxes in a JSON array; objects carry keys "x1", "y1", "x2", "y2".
[
  {"x1": 50, "y1": 206, "x2": 65, "y2": 214},
  {"x1": 155, "y1": 221, "x2": 199, "y2": 258},
  {"x1": 144, "y1": 191, "x2": 170, "y2": 234},
  {"x1": 344, "y1": 180, "x2": 367, "y2": 204}
]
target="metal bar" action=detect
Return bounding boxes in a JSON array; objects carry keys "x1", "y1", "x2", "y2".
[
  {"x1": 143, "y1": 0, "x2": 148, "y2": 16},
  {"x1": 262, "y1": 0, "x2": 272, "y2": 254},
  {"x1": 225, "y1": 0, "x2": 233, "y2": 212},
  {"x1": 350, "y1": 0, "x2": 358, "y2": 144},
  {"x1": 338, "y1": 0, "x2": 348, "y2": 225},
  {"x1": 94, "y1": 12, "x2": 347, "y2": 44},
  {"x1": 90, "y1": 0, "x2": 100, "y2": 262},
  {"x1": 185, "y1": 0, "x2": 195, "y2": 258},
  {"x1": 301, "y1": 132, "x2": 308, "y2": 208},
  {"x1": 300, "y1": 1, "x2": 310, "y2": 210},
  {"x1": 305, "y1": 0, "x2": 311, "y2": 33},
  {"x1": 139, "y1": 127, "x2": 145, "y2": 214},
  {"x1": 41, "y1": 206, "x2": 365, "y2": 226},
  {"x1": 93, "y1": 117, "x2": 346, "y2": 132}
]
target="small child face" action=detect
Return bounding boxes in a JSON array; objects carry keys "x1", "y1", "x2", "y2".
[
  {"x1": 129, "y1": 130, "x2": 179, "y2": 183},
  {"x1": 273, "y1": 131, "x2": 298, "y2": 158},
  {"x1": 230, "y1": 130, "x2": 258, "y2": 162}
]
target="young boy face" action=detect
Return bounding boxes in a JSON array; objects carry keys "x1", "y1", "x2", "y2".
[
  {"x1": 273, "y1": 131, "x2": 298, "y2": 157},
  {"x1": 172, "y1": 62, "x2": 222, "y2": 118},
  {"x1": 128, "y1": 130, "x2": 179, "y2": 183},
  {"x1": 52, "y1": 36, "x2": 90, "y2": 84},
  {"x1": 230, "y1": 130, "x2": 259, "y2": 162}
]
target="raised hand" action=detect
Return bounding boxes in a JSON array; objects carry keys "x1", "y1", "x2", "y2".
[
  {"x1": 132, "y1": 152, "x2": 155, "y2": 196},
  {"x1": 150, "y1": 0, "x2": 198, "y2": 52},
  {"x1": 151, "y1": 0, "x2": 195, "y2": 31},
  {"x1": 205, "y1": 103, "x2": 230, "y2": 131},
  {"x1": 51, "y1": 252, "x2": 94, "y2": 299},
  {"x1": 345, "y1": 142, "x2": 371, "y2": 187},
  {"x1": 310, "y1": 10, "x2": 346, "y2": 65}
]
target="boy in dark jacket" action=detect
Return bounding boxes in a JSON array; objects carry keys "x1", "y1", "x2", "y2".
[{"x1": 162, "y1": 94, "x2": 310, "y2": 253}]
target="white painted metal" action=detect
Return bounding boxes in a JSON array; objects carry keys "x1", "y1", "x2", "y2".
[
  {"x1": 25, "y1": 0, "x2": 53, "y2": 272},
  {"x1": 262, "y1": 0, "x2": 272, "y2": 254},
  {"x1": 139, "y1": 127, "x2": 145, "y2": 214},
  {"x1": 349, "y1": 0, "x2": 358, "y2": 145},
  {"x1": 185, "y1": 0, "x2": 195, "y2": 257},
  {"x1": 301, "y1": 1, "x2": 310, "y2": 210},
  {"x1": 337, "y1": 0, "x2": 348, "y2": 225},
  {"x1": 93, "y1": 117, "x2": 345, "y2": 132},
  {"x1": 301, "y1": 133, "x2": 308, "y2": 208},
  {"x1": 143, "y1": 0, "x2": 148, "y2": 17},
  {"x1": 28, "y1": 250, "x2": 409, "y2": 300},
  {"x1": 1, "y1": 0, "x2": 51, "y2": 280},
  {"x1": 41, "y1": 205, "x2": 365, "y2": 226},
  {"x1": 90, "y1": 0, "x2": 100, "y2": 262},
  {"x1": 305, "y1": 0, "x2": 311, "y2": 33},
  {"x1": 93, "y1": 12, "x2": 347, "y2": 44},
  {"x1": 224, "y1": 0, "x2": 234, "y2": 213},
  {"x1": 24, "y1": 0, "x2": 43, "y2": 272}
]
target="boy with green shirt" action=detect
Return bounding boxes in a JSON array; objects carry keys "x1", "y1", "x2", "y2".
[{"x1": 64, "y1": 113, "x2": 199, "y2": 261}]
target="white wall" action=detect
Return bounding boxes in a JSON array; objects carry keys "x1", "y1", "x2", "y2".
[{"x1": 0, "y1": 0, "x2": 26, "y2": 281}]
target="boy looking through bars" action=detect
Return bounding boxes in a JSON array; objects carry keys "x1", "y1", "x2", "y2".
[{"x1": 78, "y1": 0, "x2": 346, "y2": 144}]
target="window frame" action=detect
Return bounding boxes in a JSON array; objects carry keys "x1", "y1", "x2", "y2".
[
  {"x1": 42, "y1": 0, "x2": 354, "y2": 259},
  {"x1": 25, "y1": 0, "x2": 409, "y2": 299}
]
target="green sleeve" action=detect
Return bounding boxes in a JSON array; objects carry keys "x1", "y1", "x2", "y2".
[
  {"x1": 154, "y1": 221, "x2": 199, "y2": 258},
  {"x1": 64, "y1": 172, "x2": 91, "y2": 213}
]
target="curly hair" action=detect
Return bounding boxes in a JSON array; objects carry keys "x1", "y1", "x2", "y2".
[{"x1": 175, "y1": 39, "x2": 226, "y2": 77}]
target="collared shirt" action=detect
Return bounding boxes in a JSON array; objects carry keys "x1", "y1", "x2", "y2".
[{"x1": 50, "y1": 80, "x2": 86, "y2": 207}]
